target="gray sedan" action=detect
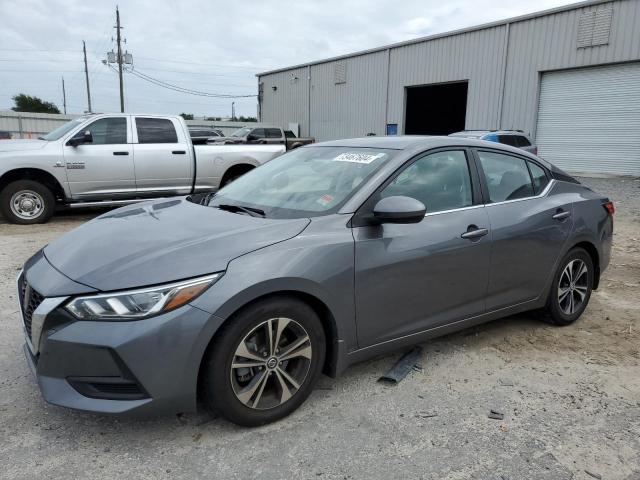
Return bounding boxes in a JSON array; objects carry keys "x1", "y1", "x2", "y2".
[{"x1": 18, "y1": 136, "x2": 613, "y2": 426}]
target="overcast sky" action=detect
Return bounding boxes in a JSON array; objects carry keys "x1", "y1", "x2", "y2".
[{"x1": 1, "y1": 0, "x2": 576, "y2": 118}]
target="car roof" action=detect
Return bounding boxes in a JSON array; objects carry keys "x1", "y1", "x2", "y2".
[
  {"x1": 311, "y1": 135, "x2": 552, "y2": 168},
  {"x1": 450, "y1": 130, "x2": 529, "y2": 138}
]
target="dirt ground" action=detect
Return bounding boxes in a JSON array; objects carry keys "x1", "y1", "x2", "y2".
[{"x1": 0, "y1": 177, "x2": 638, "y2": 480}]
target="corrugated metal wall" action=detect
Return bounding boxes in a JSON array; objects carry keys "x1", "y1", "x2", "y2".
[
  {"x1": 259, "y1": 67, "x2": 310, "y2": 136},
  {"x1": 502, "y1": 0, "x2": 640, "y2": 137},
  {"x1": 258, "y1": 0, "x2": 640, "y2": 144},
  {"x1": 387, "y1": 26, "x2": 507, "y2": 134},
  {"x1": 309, "y1": 51, "x2": 388, "y2": 140},
  {"x1": 0, "y1": 111, "x2": 78, "y2": 138}
]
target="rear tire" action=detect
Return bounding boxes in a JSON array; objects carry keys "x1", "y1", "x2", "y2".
[
  {"x1": 545, "y1": 248, "x2": 594, "y2": 326},
  {"x1": 0, "y1": 180, "x2": 55, "y2": 224},
  {"x1": 202, "y1": 297, "x2": 325, "y2": 427}
]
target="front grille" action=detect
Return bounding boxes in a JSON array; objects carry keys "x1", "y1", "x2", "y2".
[{"x1": 19, "y1": 276, "x2": 45, "y2": 338}]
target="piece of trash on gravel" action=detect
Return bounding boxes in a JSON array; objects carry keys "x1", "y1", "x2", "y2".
[
  {"x1": 498, "y1": 378, "x2": 514, "y2": 386},
  {"x1": 415, "y1": 412, "x2": 438, "y2": 418},
  {"x1": 488, "y1": 409, "x2": 504, "y2": 420},
  {"x1": 584, "y1": 470, "x2": 602, "y2": 479},
  {"x1": 378, "y1": 346, "x2": 423, "y2": 384}
]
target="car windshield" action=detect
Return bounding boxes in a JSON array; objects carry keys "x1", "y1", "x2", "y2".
[
  {"x1": 231, "y1": 127, "x2": 252, "y2": 137},
  {"x1": 40, "y1": 117, "x2": 88, "y2": 141},
  {"x1": 209, "y1": 146, "x2": 397, "y2": 219}
]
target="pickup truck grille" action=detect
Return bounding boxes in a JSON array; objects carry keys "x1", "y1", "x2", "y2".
[{"x1": 19, "y1": 275, "x2": 44, "y2": 338}]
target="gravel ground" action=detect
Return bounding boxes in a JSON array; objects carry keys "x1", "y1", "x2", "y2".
[{"x1": 0, "y1": 177, "x2": 639, "y2": 480}]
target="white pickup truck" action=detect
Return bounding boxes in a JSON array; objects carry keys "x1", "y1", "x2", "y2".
[{"x1": 0, "y1": 113, "x2": 284, "y2": 224}]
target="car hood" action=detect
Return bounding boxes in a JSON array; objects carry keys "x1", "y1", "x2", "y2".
[
  {"x1": 44, "y1": 198, "x2": 310, "y2": 291},
  {"x1": 0, "y1": 139, "x2": 48, "y2": 152}
]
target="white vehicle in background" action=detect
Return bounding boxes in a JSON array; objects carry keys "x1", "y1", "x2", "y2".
[{"x1": 0, "y1": 114, "x2": 284, "y2": 224}]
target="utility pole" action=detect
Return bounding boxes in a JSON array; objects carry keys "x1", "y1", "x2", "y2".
[
  {"x1": 82, "y1": 40, "x2": 92, "y2": 112},
  {"x1": 115, "y1": 6, "x2": 125, "y2": 112},
  {"x1": 61, "y1": 76, "x2": 67, "y2": 114},
  {"x1": 231, "y1": 101, "x2": 235, "y2": 121}
]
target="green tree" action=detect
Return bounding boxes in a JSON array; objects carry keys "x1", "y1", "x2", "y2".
[
  {"x1": 180, "y1": 113, "x2": 194, "y2": 120},
  {"x1": 11, "y1": 94, "x2": 60, "y2": 114},
  {"x1": 237, "y1": 116, "x2": 257, "y2": 122}
]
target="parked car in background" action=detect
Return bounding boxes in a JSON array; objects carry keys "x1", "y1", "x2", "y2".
[
  {"x1": 211, "y1": 126, "x2": 314, "y2": 150},
  {"x1": 188, "y1": 126, "x2": 224, "y2": 144},
  {"x1": 18, "y1": 136, "x2": 613, "y2": 426},
  {"x1": 449, "y1": 130, "x2": 537, "y2": 155},
  {"x1": 0, "y1": 131, "x2": 11, "y2": 140},
  {"x1": 0, "y1": 114, "x2": 284, "y2": 224}
]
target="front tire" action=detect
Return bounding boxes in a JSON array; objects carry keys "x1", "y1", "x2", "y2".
[
  {"x1": 545, "y1": 248, "x2": 594, "y2": 326},
  {"x1": 202, "y1": 297, "x2": 326, "y2": 426},
  {"x1": 0, "y1": 180, "x2": 55, "y2": 224}
]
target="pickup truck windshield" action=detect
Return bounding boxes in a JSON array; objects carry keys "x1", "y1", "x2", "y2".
[
  {"x1": 40, "y1": 117, "x2": 88, "y2": 141},
  {"x1": 231, "y1": 127, "x2": 252, "y2": 137},
  {"x1": 209, "y1": 146, "x2": 397, "y2": 219}
]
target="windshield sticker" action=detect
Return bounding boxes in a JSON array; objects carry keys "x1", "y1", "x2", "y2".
[
  {"x1": 332, "y1": 152, "x2": 386, "y2": 164},
  {"x1": 316, "y1": 194, "x2": 334, "y2": 207}
]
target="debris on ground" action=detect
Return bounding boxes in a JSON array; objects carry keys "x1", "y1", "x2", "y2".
[
  {"x1": 378, "y1": 346, "x2": 423, "y2": 384},
  {"x1": 488, "y1": 409, "x2": 505, "y2": 420},
  {"x1": 585, "y1": 470, "x2": 602, "y2": 479},
  {"x1": 415, "y1": 412, "x2": 438, "y2": 418}
]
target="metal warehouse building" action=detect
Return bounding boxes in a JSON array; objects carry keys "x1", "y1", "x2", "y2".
[{"x1": 257, "y1": 0, "x2": 640, "y2": 176}]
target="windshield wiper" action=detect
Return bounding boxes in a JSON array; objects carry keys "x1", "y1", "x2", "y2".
[{"x1": 216, "y1": 203, "x2": 265, "y2": 218}]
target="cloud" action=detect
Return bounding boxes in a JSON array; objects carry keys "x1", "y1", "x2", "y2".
[{"x1": 0, "y1": 0, "x2": 573, "y2": 118}]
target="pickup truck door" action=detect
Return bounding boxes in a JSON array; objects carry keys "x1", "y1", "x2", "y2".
[
  {"x1": 266, "y1": 128, "x2": 286, "y2": 146},
  {"x1": 62, "y1": 116, "x2": 136, "y2": 198},
  {"x1": 132, "y1": 116, "x2": 193, "y2": 195}
]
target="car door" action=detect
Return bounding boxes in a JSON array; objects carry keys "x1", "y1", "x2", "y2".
[
  {"x1": 474, "y1": 149, "x2": 573, "y2": 311},
  {"x1": 266, "y1": 128, "x2": 285, "y2": 145},
  {"x1": 245, "y1": 128, "x2": 266, "y2": 144},
  {"x1": 62, "y1": 116, "x2": 135, "y2": 198},
  {"x1": 132, "y1": 116, "x2": 193, "y2": 195},
  {"x1": 352, "y1": 149, "x2": 492, "y2": 348}
]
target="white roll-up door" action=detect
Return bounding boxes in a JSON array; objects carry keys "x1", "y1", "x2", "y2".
[{"x1": 535, "y1": 63, "x2": 640, "y2": 176}]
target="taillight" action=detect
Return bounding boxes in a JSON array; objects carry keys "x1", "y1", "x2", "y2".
[
  {"x1": 603, "y1": 201, "x2": 615, "y2": 215},
  {"x1": 532, "y1": 147, "x2": 538, "y2": 155}
]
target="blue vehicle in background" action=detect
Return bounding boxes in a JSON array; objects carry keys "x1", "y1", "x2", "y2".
[{"x1": 450, "y1": 130, "x2": 538, "y2": 155}]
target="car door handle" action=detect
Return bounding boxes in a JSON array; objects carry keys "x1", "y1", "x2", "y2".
[
  {"x1": 552, "y1": 210, "x2": 571, "y2": 221},
  {"x1": 113, "y1": 151, "x2": 129, "y2": 156},
  {"x1": 172, "y1": 150, "x2": 186, "y2": 155},
  {"x1": 460, "y1": 227, "x2": 489, "y2": 240}
]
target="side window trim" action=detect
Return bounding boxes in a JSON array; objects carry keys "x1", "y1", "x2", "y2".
[{"x1": 472, "y1": 148, "x2": 554, "y2": 205}]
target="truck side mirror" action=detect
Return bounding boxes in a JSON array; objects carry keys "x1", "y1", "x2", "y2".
[{"x1": 68, "y1": 130, "x2": 93, "y2": 147}]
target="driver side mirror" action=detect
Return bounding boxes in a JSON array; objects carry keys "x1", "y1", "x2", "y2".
[
  {"x1": 372, "y1": 196, "x2": 426, "y2": 224},
  {"x1": 68, "y1": 130, "x2": 93, "y2": 147}
]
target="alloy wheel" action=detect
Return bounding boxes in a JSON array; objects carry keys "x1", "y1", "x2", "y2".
[
  {"x1": 230, "y1": 317, "x2": 312, "y2": 410},
  {"x1": 557, "y1": 259, "x2": 589, "y2": 315}
]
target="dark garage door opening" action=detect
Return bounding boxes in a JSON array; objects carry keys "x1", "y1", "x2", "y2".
[{"x1": 404, "y1": 82, "x2": 468, "y2": 135}]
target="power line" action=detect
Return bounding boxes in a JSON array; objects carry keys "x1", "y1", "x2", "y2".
[{"x1": 126, "y1": 68, "x2": 257, "y2": 98}]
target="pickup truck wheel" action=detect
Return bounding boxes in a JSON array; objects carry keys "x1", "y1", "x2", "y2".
[{"x1": 0, "y1": 180, "x2": 55, "y2": 224}]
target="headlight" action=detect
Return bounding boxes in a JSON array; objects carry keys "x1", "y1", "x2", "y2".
[{"x1": 65, "y1": 273, "x2": 223, "y2": 320}]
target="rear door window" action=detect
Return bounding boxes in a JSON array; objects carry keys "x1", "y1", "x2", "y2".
[
  {"x1": 528, "y1": 161, "x2": 550, "y2": 194},
  {"x1": 136, "y1": 118, "x2": 178, "y2": 144},
  {"x1": 497, "y1": 135, "x2": 518, "y2": 147},
  {"x1": 251, "y1": 129, "x2": 266, "y2": 139},
  {"x1": 477, "y1": 150, "x2": 534, "y2": 202},
  {"x1": 266, "y1": 128, "x2": 282, "y2": 138},
  {"x1": 515, "y1": 136, "x2": 531, "y2": 147}
]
